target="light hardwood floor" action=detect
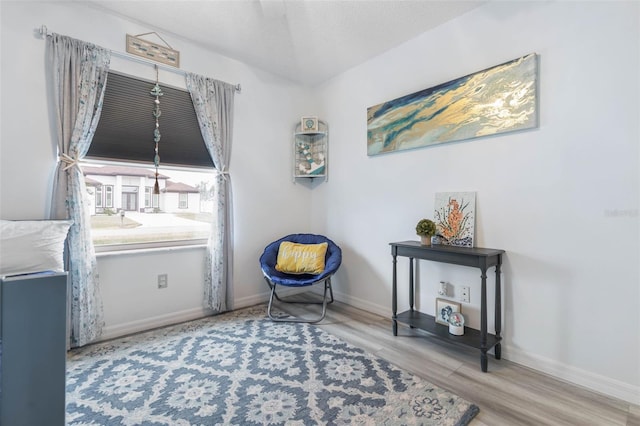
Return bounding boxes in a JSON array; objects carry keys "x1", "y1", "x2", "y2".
[{"x1": 275, "y1": 298, "x2": 639, "y2": 426}]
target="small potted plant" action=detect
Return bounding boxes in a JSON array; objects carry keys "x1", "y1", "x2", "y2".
[{"x1": 415, "y1": 218, "x2": 437, "y2": 246}]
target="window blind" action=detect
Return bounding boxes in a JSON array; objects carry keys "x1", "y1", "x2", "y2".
[{"x1": 88, "y1": 71, "x2": 213, "y2": 168}]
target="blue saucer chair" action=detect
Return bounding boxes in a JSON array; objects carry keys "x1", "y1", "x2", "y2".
[{"x1": 259, "y1": 233, "x2": 342, "y2": 323}]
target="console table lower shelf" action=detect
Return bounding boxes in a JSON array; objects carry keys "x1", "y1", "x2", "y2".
[{"x1": 395, "y1": 310, "x2": 501, "y2": 355}]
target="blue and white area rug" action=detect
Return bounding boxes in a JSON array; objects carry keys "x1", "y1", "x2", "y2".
[{"x1": 67, "y1": 306, "x2": 479, "y2": 425}]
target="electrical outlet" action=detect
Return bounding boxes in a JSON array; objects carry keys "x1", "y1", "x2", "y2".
[
  {"x1": 158, "y1": 274, "x2": 168, "y2": 289},
  {"x1": 460, "y1": 286, "x2": 470, "y2": 303}
]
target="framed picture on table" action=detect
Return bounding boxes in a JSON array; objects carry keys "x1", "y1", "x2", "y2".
[
  {"x1": 301, "y1": 116, "x2": 318, "y2": 133},
  {"x1": 435, "y1": 298, "x2": 461, "y2": 325}
]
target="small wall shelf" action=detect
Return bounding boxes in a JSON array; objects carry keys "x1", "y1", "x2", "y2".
[{"x1": 293, "y1": 120, "x2": 328, "y2": 182}]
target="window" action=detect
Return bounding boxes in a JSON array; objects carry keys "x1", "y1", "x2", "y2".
[
  {"x1": 88, "y1": 72, "x2": 213, "y2": 167},
  {"x1": 85, "y1": 71, "x2": 214, "y2": 250},
  {"x1": 95, "y1": 187, "x2": 103, "y2": 208},
  {"x1": 144, "y1": 187, "x2": 160, "y2": 209},
  {"x1": 179, "y1": 193, "x2": 188, "y2": 209},
  {"x1": 145, "y1": 187, "x2": 151, "y2": 208},
  {"x1": 104, "y1": 186, "x2": 113, "y2": 208}
]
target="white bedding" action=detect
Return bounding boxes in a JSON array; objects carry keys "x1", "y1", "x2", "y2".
[{"x1": 0, "y1": 219, "x2": 72, "y2": 277}]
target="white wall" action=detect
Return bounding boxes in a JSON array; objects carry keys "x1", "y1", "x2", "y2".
[
  {"x1": 0, "y1": 2, "x2": 313, "y2": 336},
  {"x1": 313, "y1": 1, "x2": 639, "y2": 403}
]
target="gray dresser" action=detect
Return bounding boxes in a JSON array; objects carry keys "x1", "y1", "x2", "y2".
[{"x1": 0, "y1": 272, "x2": 67, "y2": 426}]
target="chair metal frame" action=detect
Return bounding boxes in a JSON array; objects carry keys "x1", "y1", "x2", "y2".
[{"x1": 264, "y1": 276, "x2": 334, "y2": 323}]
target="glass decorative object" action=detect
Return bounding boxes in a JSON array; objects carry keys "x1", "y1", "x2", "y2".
[
  {"x1": 150, "y1": 65, "x2": 163, "y2": 194},
  {"x1": 448, "y1": 312, "x2": 465, "y2": 336}
]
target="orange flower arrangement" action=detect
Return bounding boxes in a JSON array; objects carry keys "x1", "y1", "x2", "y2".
[
  {"x1": 434, "y1": 196, "x2": 473, "y2": 245},
  {"x1": 441, "y1": 199, "x2": 463, "y2": 240}
]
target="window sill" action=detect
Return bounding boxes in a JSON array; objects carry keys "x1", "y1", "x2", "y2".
[{"x1": 95, "y1": 241, "x2": 208, "y2": 257}]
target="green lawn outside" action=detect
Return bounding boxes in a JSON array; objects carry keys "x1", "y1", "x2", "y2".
[
  {"x1": 90, "y1": 215, "x2": 141, "y2": 229},
  {"x1": 174, "y1": 212, "x2": 214, "y2": 223},
  {"x1": 90, "y1": 212, "x2": 211, "y2": 246}
]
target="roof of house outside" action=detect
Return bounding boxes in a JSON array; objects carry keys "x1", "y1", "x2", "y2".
[
  {"x1": 83, "y1": 165, "x2": 170, "y2": 179},
  {"x1": 84, "y1": 176, "x2": 102, "y2": 186},
  {"x1": 163, "y1": 181, "x2": 199, "y2": 193}
]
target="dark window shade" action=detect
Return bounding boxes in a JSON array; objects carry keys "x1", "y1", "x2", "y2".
[{"x1": 88, "y1": 71, "x2": 213, "y2": 168}]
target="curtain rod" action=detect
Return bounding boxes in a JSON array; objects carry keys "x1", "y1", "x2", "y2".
[{"x1": 38, "y1": 25, "x2": 241, "y2": 93}]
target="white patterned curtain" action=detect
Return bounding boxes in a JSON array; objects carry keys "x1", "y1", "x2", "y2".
[
  {"x1": 47, "y1": 33, "x2": 110, "y2": 347},
  {"x1": 185, "y1": 73, "x2": 235, "y2": 312}
]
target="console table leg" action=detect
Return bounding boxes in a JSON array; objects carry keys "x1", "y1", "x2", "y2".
[
  {"x1": 480, "y1": 267, "x2": 488, "y2": 371},
  {"x1": 409, "y1": 257, "x2": 414, "y2": 310},
  {"x1": 392, "y1": 251, "x2": 398, "y2": 336},
  {"x1": 408, "y1": 257, "x2": 415, "y2": 328},
  {"x1": 495, "y1": 261, "x2": 503, "y2": 359}
]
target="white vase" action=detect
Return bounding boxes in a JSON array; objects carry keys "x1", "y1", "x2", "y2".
[{"x1": 420, "y1": 235, "x2": 431, "y2": 246}]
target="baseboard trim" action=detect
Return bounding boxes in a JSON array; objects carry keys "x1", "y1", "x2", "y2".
[
  {"x1": 100, "y1": 306, "x2": 213, "y2": 341},
  {"x1": 331, "y1": 289, "x2": 640, "y2": 405},
  {"x1": 331, "y1": 289, "x2": 389, "y2": 318},
  {"x1": 503, "y1": 345, "x2": 639, "y2": 405},
  {"x1": 233, "y1": 292, "x2": 268, "y2": 309}
]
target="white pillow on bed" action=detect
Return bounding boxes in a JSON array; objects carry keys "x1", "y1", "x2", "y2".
[{"x1": 0, "y1": 219, "x2": 73, "y2": 277}]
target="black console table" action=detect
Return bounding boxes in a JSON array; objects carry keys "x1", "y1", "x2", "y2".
[{"x1": 390, "y1": 241, "x2": 505, "y2": 372}]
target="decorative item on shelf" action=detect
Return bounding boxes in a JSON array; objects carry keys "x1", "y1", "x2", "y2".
[
  {"x1": 150, "y1": 65, "x2": 163, "y2": 194},
  {"x1": 431, "y1": 234, "x2": 444, "y2": 245},
  {"x1": 448, "y1": 312, "x2": 465, "y2": 336},
  {"x1": 438, "y1": 281, "x2": 448, "y2": 296},
  {"x1": 293, "y1": 119, "x2": 328, "y2": 181},
  {"x1": 415, "y1": 218, "x2": 436, "y2": 246},
  {"x1": 435, "y1": 298, "x2": 461, "y2": 325},
  {"x1": 301, "y1": 116, "x2": 318, "y2": 133}
]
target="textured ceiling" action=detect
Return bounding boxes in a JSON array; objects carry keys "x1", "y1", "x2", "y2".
[{"x1": 88, "y1": 0, "x2": 484, "y2": 86}]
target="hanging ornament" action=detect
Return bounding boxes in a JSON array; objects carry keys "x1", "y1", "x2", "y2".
[{"x1": 150, "y1": 65, "x2": 163, "y2": 194}]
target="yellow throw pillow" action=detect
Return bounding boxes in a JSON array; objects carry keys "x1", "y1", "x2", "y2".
[{"x1": 275, "y1": 241, "x2": 328, "y2": 275}]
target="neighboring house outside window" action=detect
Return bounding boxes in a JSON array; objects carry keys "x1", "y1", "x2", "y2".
[
  {"x1": 82, "y1": 164, "x2": 211, "y2": 248},
  {"x1": 83, "y1": 165, "x2": 169, "y2": 214},
  {"x1": 163, "y1": 181, "x2": 200, "y2": 213}
]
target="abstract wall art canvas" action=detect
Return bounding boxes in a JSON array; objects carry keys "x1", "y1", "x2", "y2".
[
  {"x1": 434, "y1": 192, "x2": 476, "y2": 247},
  {"x1": 367, "y1": 53, "x2": 538, "y2": 156}
]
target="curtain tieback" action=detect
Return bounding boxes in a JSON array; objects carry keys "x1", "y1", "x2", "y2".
[
  {"x1": 59, "y1": 153, "x2": 80, "y2": 171},
  {"x1": 216, "y1": 167, "x2": 229, "y2": 181}
]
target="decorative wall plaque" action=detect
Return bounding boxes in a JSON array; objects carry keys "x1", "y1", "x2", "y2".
[{"x1": 126, "y1": 33, "x2": 180, "y2": 68}]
